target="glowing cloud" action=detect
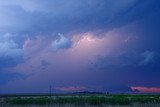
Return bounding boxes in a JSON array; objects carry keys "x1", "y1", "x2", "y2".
[{"x1": 131, "y1": 86, "x2": 160, "y2": 93}]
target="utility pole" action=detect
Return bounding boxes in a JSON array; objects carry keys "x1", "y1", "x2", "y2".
[{"x1": 49, "y1": 85, "x2": 52, "y2": 97}]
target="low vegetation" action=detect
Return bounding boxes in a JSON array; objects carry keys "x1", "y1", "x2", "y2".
[{"x1": 1, "y1": 94, "x2": 160, "y2": 105}]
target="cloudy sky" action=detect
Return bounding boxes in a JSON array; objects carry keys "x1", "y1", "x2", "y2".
[{"x1": 0, "y1": 0, "x2": 160, "y2": 94}]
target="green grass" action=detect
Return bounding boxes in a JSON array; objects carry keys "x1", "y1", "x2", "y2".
[{"x1": 1, "y1": 94, "x2": 160, "y2": 105}]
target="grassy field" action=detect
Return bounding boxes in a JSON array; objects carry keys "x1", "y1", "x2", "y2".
[{"x1": 0, "y1": 94, "x2": 160, "y2": 105}]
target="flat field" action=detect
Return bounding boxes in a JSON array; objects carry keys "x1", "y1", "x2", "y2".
[{"x1": 0, "y1": 94, "x2": 160, "y2": 105}]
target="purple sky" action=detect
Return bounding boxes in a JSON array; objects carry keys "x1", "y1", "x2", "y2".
[{"x1": 0, "y1": 0, "x2": 160, "y2": 94}]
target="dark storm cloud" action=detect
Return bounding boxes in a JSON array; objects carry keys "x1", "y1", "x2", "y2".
[
  {"x1": 0, "y1": 71, "x2": 22, "y2": 85},
  {"x1": 89, "y1": 50, "x2": 160, "y2": 88},
  {"x1": 91, "y1": 51, "x2": 160, "y2": 70},
  {"x1": 1, "y1": 0, "x2": 160, "y2": 93},
  {"x1": 0, "y1": 34, "x2": 23, "y2": 69},
  {"x1": 1, "y1": 0, "x2": 160, "y2": 35}
]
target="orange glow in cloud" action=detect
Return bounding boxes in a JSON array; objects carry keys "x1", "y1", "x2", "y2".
[
  {"x1": 131, "y1": 86, "x2": 160, "y2": 93},
  {"x1": 71, "y1": 32, "x2": 114, "y2": 55}
]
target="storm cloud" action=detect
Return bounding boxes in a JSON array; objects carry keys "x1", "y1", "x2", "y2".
[
  {"x1": 0, "y1": 0, "x2": 159, "y2": 35},
  {"x1": 0, "y1": 0, "x2": 160, "y2": 94}
]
